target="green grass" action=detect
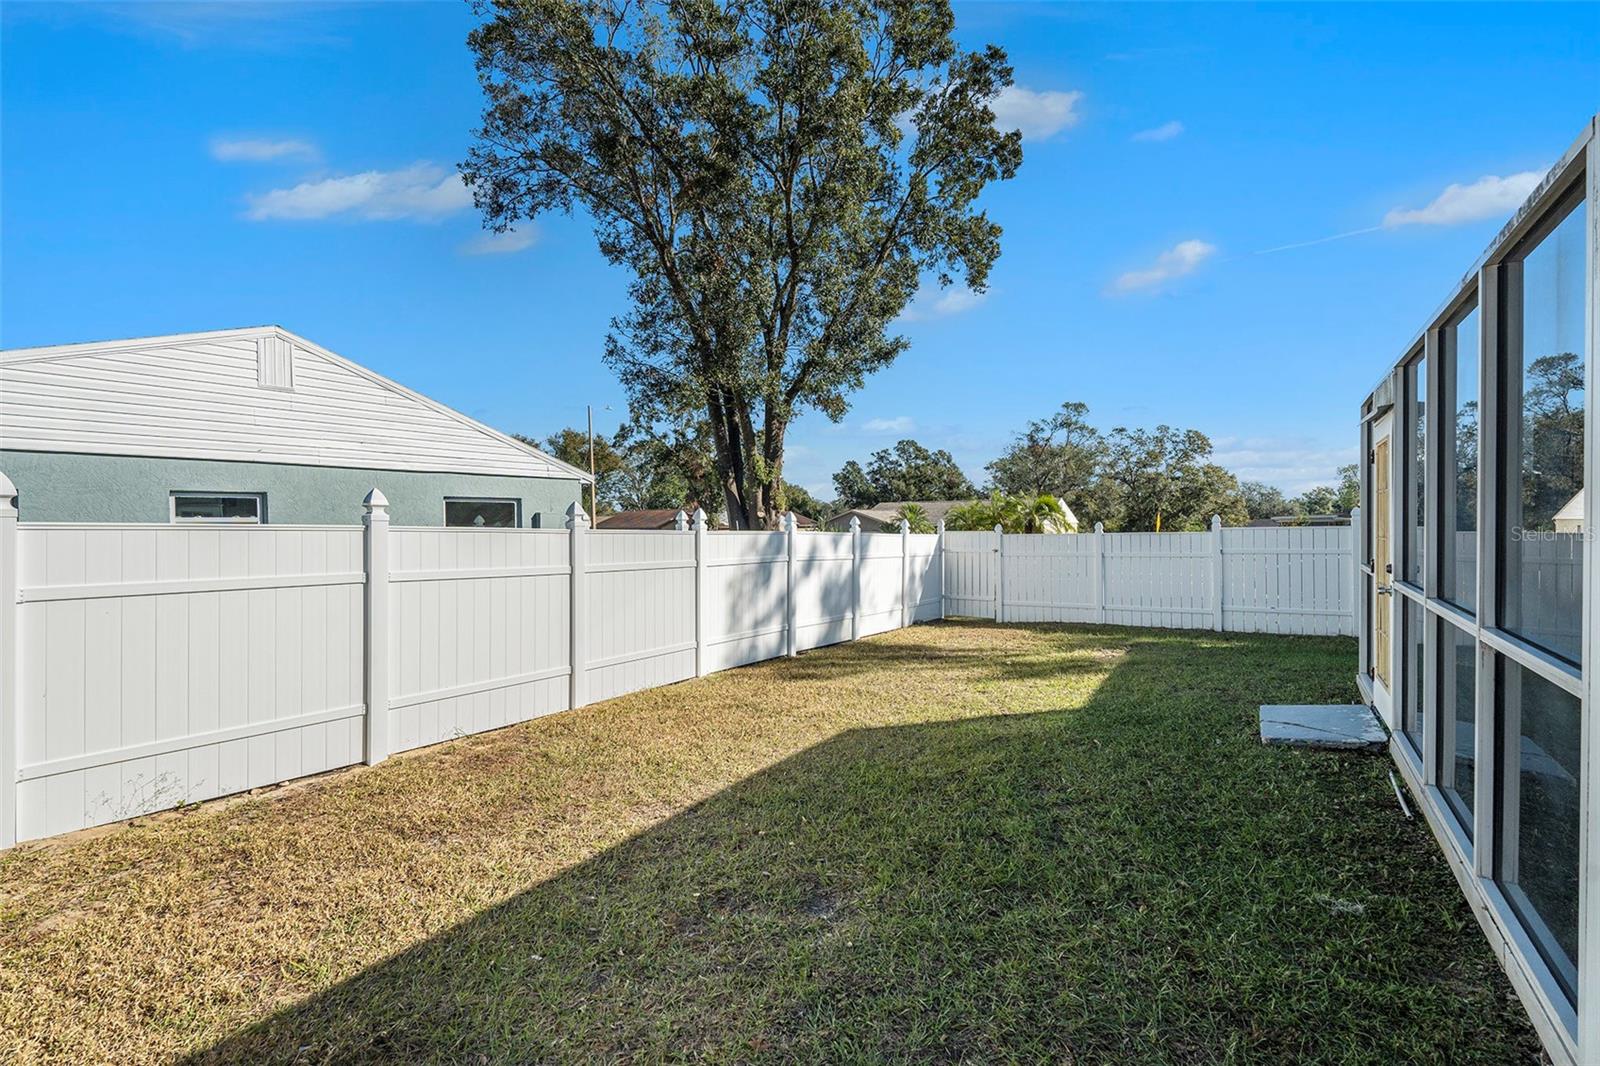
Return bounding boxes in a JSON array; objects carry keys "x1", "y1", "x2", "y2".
[{"x1": 0, "y1": 622, "x2": 1541, "y2": 1063}]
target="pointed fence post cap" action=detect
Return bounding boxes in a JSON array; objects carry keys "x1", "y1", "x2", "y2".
[
  {"x1": 784, "y1": 511, "x2": 797, "y2": 532},
  {"x1": 936, "y1": 518, "x2": 946, "y2": 534},
  {"x1": 363, "y1": 488, "x2": 389, "y2": 512},
  {"x1": 692, "y1": 506, "x2": 708, "y2": 530},
  {"x1": 674, "y1": 509, "x2": 688, "y2": 531},
  {"x1": 899, "y1": 518, "x2": 910, "y2": 533},
  {"x1": 1094, "y1": 521, "x2": 1105, "y2": 534},
  {"x1": 565, "y1": 502, "x2": 589, "y2": 529},
  {"x1": 993, "y1": 523, "x2": 1004, "y2": 534},
  {"x1": 1210, "y1": 514, "x2": 1223, "y2": 531},
  {"x1": 848, "y1": 515, "x2": 861, "y2": 533}
]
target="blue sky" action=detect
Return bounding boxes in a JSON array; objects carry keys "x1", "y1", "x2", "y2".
[{"x1": 3, "y1": 2, "x2": 1596, "y2": 497}]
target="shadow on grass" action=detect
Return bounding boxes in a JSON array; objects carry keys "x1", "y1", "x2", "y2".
[{"x1": 189, "y1": 629, "x2": 1539, "y2": 1065}]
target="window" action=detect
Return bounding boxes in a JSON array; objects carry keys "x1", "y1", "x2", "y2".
[
  {"x1": 1497, "y1": 659, "x2": 1581, "y2": 998},
  {"x1": 1401, "y1": 597, "x2": 1425, "y2": 755},
  {"x1": 1403, "y1": 352, "x2": 1426, "y2": 585},
  {"x1": 1438, "y1": 622, "x2": 1476, "y2": 833},
  {"x1": 171, "y1": 493, "x2": 264, "y2": 523},
  {"x1": 444, "y1": 497, "x2": 519, "y2": 528},
  {"x1": 1441, "y1": 302, "x2": 1479, "y2": 612},
  {"x1": 1499, "y1": 193, "x2": 1586, "y2": 664}
]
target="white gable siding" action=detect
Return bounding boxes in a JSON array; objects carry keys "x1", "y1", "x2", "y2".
[{"x1": 0, "y1": 329, "x2": 581, "y2": 480}]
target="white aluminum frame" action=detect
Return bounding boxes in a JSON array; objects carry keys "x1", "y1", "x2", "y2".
[{"x1": 1358, "y1": 114, "x2": 1597, "y2": 1066}]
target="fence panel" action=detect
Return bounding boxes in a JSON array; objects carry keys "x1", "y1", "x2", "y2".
[
  {"x1": 942, "y1": 530, "x2": 997, "y2": 617},
  {"x1": 793, "y1": 531, "x2": 855, "y2": 651},
  {"x1": 1220, "y1": 525, "x2": 1353, "y2": 636},
  {"x1": 858, "y1": 532, "x2": 904, "y2": 636},
  {"x1": 907, "y1": 532, "x2": 943, "y2": 622},
  {"x1": 1002, "y1": 533, "x2": 1097, "y2": 623},
  {"x1": 1102, "y1": 531, "x2": 1213, "y2": 629},
  {"x1": 702, "y1": 531, "x2": 789, "y2": 672},
  {"x1": 14, "y1": 524, "x2": 364, "y2": 840},
  {"x1": 583, "y1": 530, "x2": 698, "y2": 702},
  {"x1": 387, "y1": 527, "x2": 570, "y2": 754}
]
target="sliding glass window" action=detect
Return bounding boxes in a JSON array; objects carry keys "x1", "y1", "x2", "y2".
[
  {"x1": 1492, "y1": 184, "x2": 1587, "y2": 1003},
  {"x1": 1401, "y1": 597, "x2": 1425, "y2": 753},
  {"x1": 1437, "y1": 622, "x2": 1475, "y2": 832},
  {"x1": 1441, "y1": 301, "x2": 1480, "y2": 612},
  {"x1": 1403, "y1": 353, "x2": 1427, "y2": 586},
  {"x1": 1498, "y1": 192, "x2": 1586, "y2": 664},
  {"x1": 1497, "y1": 659, "x2": 1581, "y2": 999}
]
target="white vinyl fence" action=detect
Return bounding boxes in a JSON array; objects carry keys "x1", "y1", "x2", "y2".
[
  {"x1": 0, "y1": 479, "x2": 1355, "y2": 847},
  {"x1": 942, "y1": 515, "x2": 1357, "y2": 637}
]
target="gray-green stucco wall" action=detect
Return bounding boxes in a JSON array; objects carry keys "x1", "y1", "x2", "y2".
[{"x1": 0, "y1": 451, "x2": 584, "y2": 528}]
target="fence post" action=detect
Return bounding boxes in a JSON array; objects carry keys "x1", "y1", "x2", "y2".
[
  {"x1": 693, "y1": 507, "x2": 709, "y2": 676},
  {"x1": 900, "y1": 518, "x2": 911, "y2": 628},
  {"x1": 0, "y1": 474, "x2": 17, "y2": 849},
  {"x1": 567, "y1": 503, "x2": 589, "y2": 710},
  {"x1": 674, "y1": 509, "x2": 688, "y2": 532},
  {"x1": 1092, "y1": 521, "x2": 1106, "y2": 624},
  {"x1": 1348, "y1": 506, "x2": 1362, "y2": 639},
  {"x1": 936, "y1": 518, "x2": 947, "y2": 621},
  {"x1": 362, "y1": 488, "x2": 390, "y2": 766},
  {"x1": 1210, "y1": 514, "x2": 1225, "y2": 632},
  {"x1": 785, "y1": 511, "x2": 798, "y2": 657},
  {"x1": 850, "y1": 516, "x2": 862, "y2": 641},
  {"x1": 994, "y1": 524, "x2": 1005, "y2": 624}
]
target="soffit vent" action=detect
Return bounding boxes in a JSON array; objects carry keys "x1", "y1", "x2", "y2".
[{"x1": 257, "y1": 335, "x2": 294, "y2": 390}]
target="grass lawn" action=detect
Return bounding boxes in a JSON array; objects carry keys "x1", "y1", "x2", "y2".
[{"x1": 0, "y1": 621, "x2": 1541, "y2": 1064}]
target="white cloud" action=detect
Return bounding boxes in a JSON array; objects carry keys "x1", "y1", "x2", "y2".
[
  {"x1": 1213, "y1": 437, "x2": 1357, "y2": 494},
  {"x1": 211, "y1": 136, "x2": 318, "y2": 163},
  {"x1": 990, "y1": 86, "x2": 1084, "y2": 142},
  {"x1": 862, "y1": 416, "x2": 916, "y2": 433},
  {"x1": 461, "y1": 227, "x2": 537, "y2": 256},
  {"x1": 897, "y1": 282, "x2": 988, "y2": 323},
  {"x1": 1131, "y1": 120, "x2": 1184, "y2": 143},
  {"x1": 1383, "y1": 171, "x2": 1544, "y2": 228},
  {"x1": 245, "y1": 162, "x2": 472, "y2": 222},
  {"x1": 1112, "y1": 239, "x2": 1216, "y2": 294}
]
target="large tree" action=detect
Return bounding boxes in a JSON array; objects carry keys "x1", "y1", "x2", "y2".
[
  {"x1": 1097, "y1": 425, "x2": 1246, "y2": 531},
  {"x1": 517, "y1": 428, "x2": 629, "y2": 515},
  {"x1": 610, "y1": 422, "x2": 725, "y2": 516},
  {"x1": 985, "y1": 401, "x2": 1103, "y2": 502},
  {"x1": 464, "y1": 0, "x2": 1021, "y2": 528},
  {"x1": 832, "y1": 438, "x2": 976, "y2": 507},
  {"x1": 1241, "y1": 480, "x2": 1291, "y2": 521}
]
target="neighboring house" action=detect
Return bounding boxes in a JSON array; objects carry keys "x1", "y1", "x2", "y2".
[
  {"x1": 826, "y1": 500, "x2": 974, "y2": 532},
  {"x1": 0, "y1": 326, "x2": 589, "y2": 527},
  {"x1": 1554, "y1": 490, "x2": 1584, "y2": 533},
  {"x1": 599, "y1": 508, "x2": 817, "y2": 530}
]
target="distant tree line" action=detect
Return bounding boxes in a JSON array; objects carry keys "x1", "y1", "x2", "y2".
[{"x1": 528, "y1": 396, "x2": 1371, "y2": 532}]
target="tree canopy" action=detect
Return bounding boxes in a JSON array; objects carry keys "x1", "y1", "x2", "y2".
[
  {"x1": 831, "y1": 438, "x2": 976, "y2": 507},
  {"x1": 465, "y1": 0, "x2": 1022, "y2": 527}
]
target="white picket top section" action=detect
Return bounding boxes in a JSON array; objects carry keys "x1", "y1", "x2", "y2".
[{"x1": 0, "y1": 498, "x2": 1356, "y2": 846}]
